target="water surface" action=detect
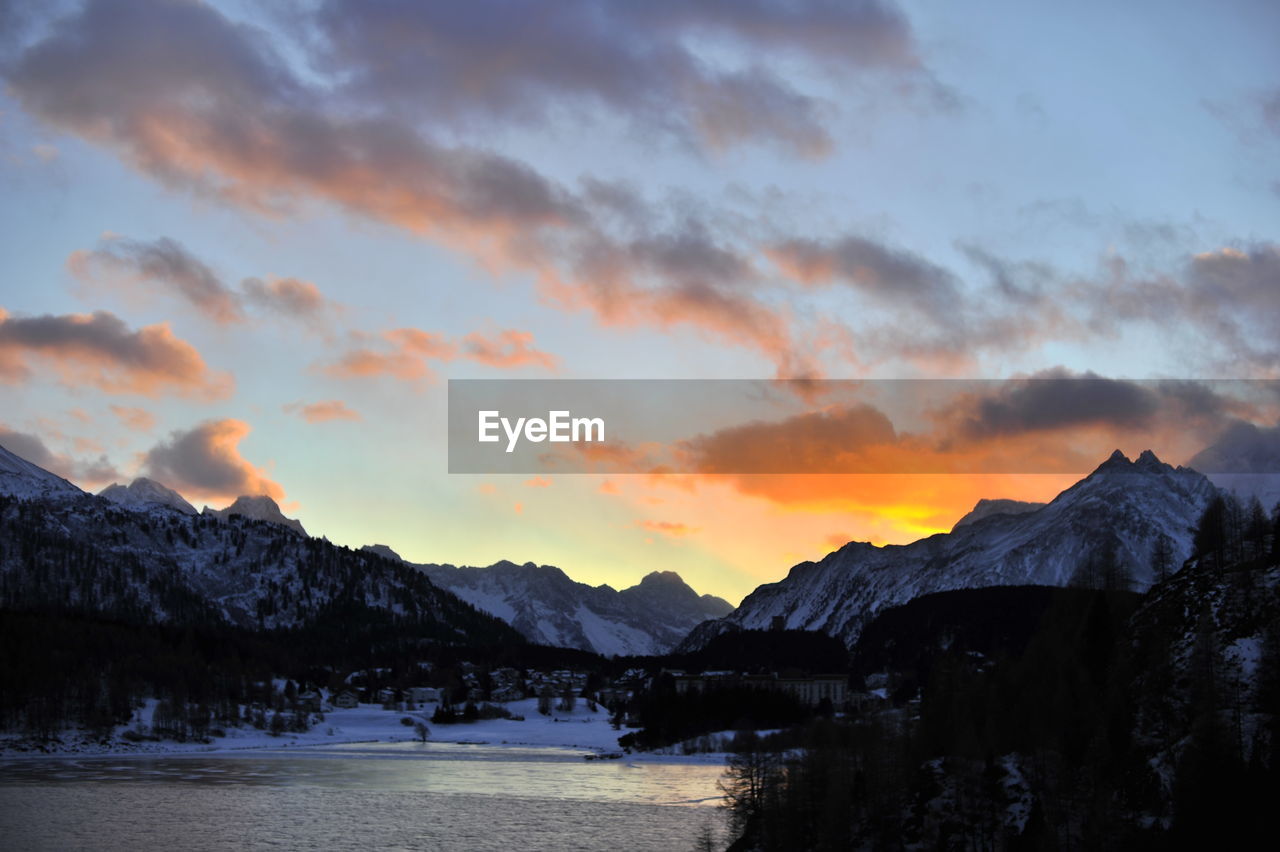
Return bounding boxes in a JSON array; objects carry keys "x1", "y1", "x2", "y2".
[{"x1": 0, "y1": 742, "x2": 728, "y2": 851}]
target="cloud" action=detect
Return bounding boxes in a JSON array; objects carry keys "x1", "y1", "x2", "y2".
[
  {"x1": 637, "y1": 519, "x2": 698, "y2": 537},
  {"x1": 683, "y1": 403, "x2": 898, "y2": 474},
  {"x1": 283, "y1": 399, "x2": 361, "y2": 423},
  {"x1": 69, "y1": 235, "x2": 339, "y2": 330},
  {"x1": 462, "y1": 330, "x2": 558, "y2": 370},
  {"x1": 0, "y1": 307, "x2": 232, "y2": 398},
  {"x1": 768, "y1": 235, "x2": 960, "y2": 317},
  {"x1": 26, "y1": 1, "x2": 1271, "y2": 378},
  {"x1": 944, "y1": 371, "x2": 1165, "y2": 441},
  {"x1": 0, "y1": 0, "x2": 865, "y2": 376},
  {"x1": 141, "y1": 418, "x2": 283, "y2": 502},
  {"x1": 241, "y1": 276, "x2": 327, "y2": 320},
  {"x1": 109, "y1": 404, "x2": 157, "y2": 432},
  {"x1": 0, "y1": 423, "x2": 123, "y2": 488},
  {"x1": 321, "y1": 327, "x2": 556, "y2": 383},
  {"x1": 1058, "y1": 243, "x2": 1280, "y2": 373},
  {"x1": 68, "y1": 235, "x2": 245, "y2": 324},
  {"x1": 313, "y1": 0, "x2": 925, "y2": 156}
]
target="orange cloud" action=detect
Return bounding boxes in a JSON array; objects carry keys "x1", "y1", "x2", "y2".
[
  {"x1": 824, "y1": 532, "x2": 853, "y2": 549},
  {"x1": 109, "y1": 404, "x2": 157, "y2": 432},
  {"x1": 0, "y1": 307, "x2": 231, "y2": 399},
  {"x1": 283, "y1": 399, "x2": 362, "y2": 423},
  {"x1": 524, "y1": 476, "x2": 552, "y2": 488},
  {"x1": 4, "y1": 1, "x2": 833, "y2": 377},
  {"x1": 463, "y1": 329, "x2": 558, "y2": 370},
  {"x1": 321, "y1": 327, "x2": 555, "y2": 383},
  {"x1": 637, "y1": 519, "x2": 699, "y2": 537},
  {"x1": 141, "y1": 419, "x2": 283, "y2": 502}
]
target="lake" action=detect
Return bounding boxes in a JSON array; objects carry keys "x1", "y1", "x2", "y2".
[{"x1": 0, "y1": 742, "x2": 728, "y2": 851}]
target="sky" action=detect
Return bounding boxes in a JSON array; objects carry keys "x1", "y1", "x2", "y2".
[{"x1": 0, "y1": 0, "x2": 1277, "y2": 604}]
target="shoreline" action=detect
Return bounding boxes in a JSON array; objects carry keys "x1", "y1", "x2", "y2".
[{"x1": 0, "y1": 698, "x2": 729, "y2": 766}]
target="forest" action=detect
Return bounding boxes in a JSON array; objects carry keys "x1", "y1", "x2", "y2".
[{"x1": 717, "y1": 495, "x2": 1280, "y2": 850}]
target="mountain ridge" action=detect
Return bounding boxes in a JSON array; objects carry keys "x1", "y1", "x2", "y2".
[
  {"x1": 678, "y1": 449, "x2": 1220, "y2": 651},
  {"x1": 365, "y1": 548, "x2": 732, "y2": 656}
]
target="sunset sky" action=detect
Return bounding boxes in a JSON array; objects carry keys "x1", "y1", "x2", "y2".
[{"x1": 1, "y1": 0, "x2": 1278, "y2": 603}]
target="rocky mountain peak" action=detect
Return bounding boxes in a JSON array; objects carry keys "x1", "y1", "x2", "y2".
[{"x1": 207, "y1": 495, "x2": 306, "y2": 536}]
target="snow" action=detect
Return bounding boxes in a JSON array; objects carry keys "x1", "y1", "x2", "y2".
[
  {"x1": 449, "y1": 586, "x2": 518, "y2": 623},
  {"x1": 413, "y1": 560, "x2": 730, "y2": 656},
  {"x1": 1225, "y1": 635, "x2": 1263, "y2": 681},
  {"x1": 99, "y1": 478, "x2": 197, "y2": 515},
  {"x1": 574, "y1": 605, "x2": 658, "y2": 658},
  {"x1": 207, "y1": 495, "x2": 306, "y2": 535},
  {"x1": 0, "y1": 699, "x2": 723, "y2": 764},
  {"x1": 0, "y1": 444, "x2": 82, "y2": 500},
  {"x1": 692, "y1": 450, "x2": 1220, "y2": 648}
]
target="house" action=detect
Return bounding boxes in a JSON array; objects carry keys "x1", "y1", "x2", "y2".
[
  {"x1": 297, "y1": 689, "x2": 322, "y2": 712},
  {"x1": 331, "y1": 690, "x2": 358, "y2": 709},
  {"x1": 490, "y1": 686, "x2": 525, "y2": 702},
  {"x1": 409, "y1": 686, "x2": 441, "y2": 704},
  {"x1": 672, "y1": 671, "x2": 849, "y2": 708},
  {"x1": 776, "y1": 675, "x2": 848, "y2": 708}
]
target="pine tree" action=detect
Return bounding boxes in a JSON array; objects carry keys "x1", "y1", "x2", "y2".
[
  {"x1": 1150, "y1": 533, "x2": 1174, "y2": 584},
  {"x1": 1193, "y1": 496, "x2": 1228, "y2": 565}
]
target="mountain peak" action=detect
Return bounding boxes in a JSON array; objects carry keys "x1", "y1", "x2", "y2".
[
  {"x1": 99, "y1": 477, "x2": 196, "y2": 514},
  {"x1": 207, "y1": 495, "x2": 306, "y2": 535},
  {"x1": 362, "y1": 544, "x2": 403, "y2": 562},
  {"x1": 638, "y1": 570, "x2": 689, "y2": 588},
  {"x1": 1091, "y1": 449, "x2": 1172, "y2": 477},
  {"x1": 1134, "y1": 449, "x2": 1165, "y2": 469},
  {"x1": 0, "y1": 441, "x2": 83, "y2": 500},
  {"x1": 1095, "y1": 449, "x2": 1131, "y2": 471},
  {"x1": 953, "y1": 498, "x2": 1046, "y2": 530}
]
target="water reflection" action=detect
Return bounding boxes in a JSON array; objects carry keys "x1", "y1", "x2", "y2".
[{"x1": 0, "y1": 743, "x2": 728, "y2": 851}]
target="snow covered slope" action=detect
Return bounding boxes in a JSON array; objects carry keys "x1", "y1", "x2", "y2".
[
  {"x1": 373, "y1": 552, "x2": 732, "y2": 656},
  {"x1": 99, "y1": 477, "x2": 197, "y2": 514},
  {"x1": 0, "y1": 442, "x2": 82, "y2": 500},
  {"x1": 206, "y1": 495, "x2": 306, "y2": 535},
  {"x1": 681, "y1": 450, "x2": 1218, "y2": 650},
  {"x1": 0, "y1": 473, "x2": 520, "y2": 646},
  {"x1": 952, "y1": 498, "x2": 1045, "y2": 530}
]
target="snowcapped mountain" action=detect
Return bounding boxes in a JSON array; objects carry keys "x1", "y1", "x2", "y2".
[
  {"x1": 680, "y1": 450, "x2": 1219, "y2": 650},
  {"x1": 205, "y1": 495, "x2": 306, "y2": 535},
  {"x1": 0, "y1": 442, "x2": 82, "y2": 500},
  {"x1": 0, "y1": 460, "x2": 521, "y2": 646},
  {"x1": 952, "y1": 498, "x2": 1045, "y2": 530},
  {"x1": 99, "y1": 477, "x2": 197, "y2": 514},
  {"x1": 366, "y1": 549, "x2": 732, "y2": 656}
]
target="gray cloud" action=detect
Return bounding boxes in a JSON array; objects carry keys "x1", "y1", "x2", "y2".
[
  {"x1": 71, "y1": 235, "x2": 339, "y2": 329},
  {"x1": 0, "y1": 307, "x2": 230, "y2": 398},
  {"x1": 70, "y1": 236, "x2": 245, "y2": 324},
  {"x1": 241, "y1": 276, "x2": 325, "y2": 318},
  {"x1": 0, "y1": 423, "x2": 123, "y2": 486},
  {"x1": 142, "y1": 418, "x2": 283, "y2": 501},
  {"x1": 769, "y1": 235, "x2": 960, "y2": 315},
  {"x1": 10, "y1": 1, "x2": 1269, "y2": 378},
  {"x1": 314, "y1": 0, "x2": 923, "y2": 156},
  {"x1": 942, "y1": 370, "x2": 1251, "y2": 443}
]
